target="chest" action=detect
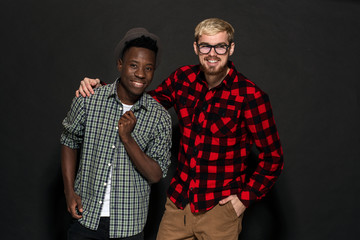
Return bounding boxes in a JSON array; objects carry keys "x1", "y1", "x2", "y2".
[
  {"x1": 174, "y1": 81, "x2": 245, "y2": 137},
  {"x1": 85, "y1": 100, "x2": 155, "y2": 151}
]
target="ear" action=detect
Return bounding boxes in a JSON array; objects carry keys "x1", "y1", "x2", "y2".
[
  {"x1": 193, "y1": 42, "x2": 199, "y2": 55},
  {"x1": 229, "y1": 42, "x2": 235, "y2": 56},
  {"x1": 117, "y1": 59, "x2": 123, "y2": 72}
]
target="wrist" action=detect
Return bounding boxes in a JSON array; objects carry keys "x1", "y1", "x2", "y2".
[
  {"x1": 120, "y1": 133, "x2": 134, "y2": 144},
  {"x1": 64, "y1": 187, "x2": 75, "y2": 196}
]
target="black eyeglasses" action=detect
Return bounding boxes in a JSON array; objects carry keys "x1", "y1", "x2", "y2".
[{"x1": 196, "y1": 43, "x2": 230, "y2": 55}]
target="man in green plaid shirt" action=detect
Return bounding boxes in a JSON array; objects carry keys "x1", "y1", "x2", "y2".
[{"x1": 60, "y1": 28, "x2": 172, "y2": 239}]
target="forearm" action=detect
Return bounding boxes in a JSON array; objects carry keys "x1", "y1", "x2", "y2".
[
  {"x1": 61, "y1": 145, "x2": 84, "y2": 218},
  {"x1": 122, "y1": 136, "x2": 163, "y2": 184},
  {"x1": 241, "y1": 90, "x2": 283, "y2": 206},
  {"x1": 61, "y1": 145, "x2": 78, "y2": 194},
  {"x1": 238, "y1": 147, "x2": 283, "y2": 208}
]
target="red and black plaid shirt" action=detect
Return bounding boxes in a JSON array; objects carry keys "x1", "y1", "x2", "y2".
[{"x1": 149, "y1": 61, "x2": 283, "y2": 212}]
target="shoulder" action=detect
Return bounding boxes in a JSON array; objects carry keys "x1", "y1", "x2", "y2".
[
  {"x1": 143, "y1": 94, "x2": 171, "y2": 119},
  {"x1": 93, "y1": 83, "x2": 113, "y2": 97},
  {"x1": 69, "y1": 94, "x2": 85, "y2": 109},
  {"x1": 83, "y1": 83, "x2": 113, "y2": 103},
  {"x1": 233, "y1": 72, "x2": 268, "y2": 99},
  {"x1": 171, "y1": 64, "x2": 200, "y2": 80}
]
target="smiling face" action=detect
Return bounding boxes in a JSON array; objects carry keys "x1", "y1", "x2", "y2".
[
  {"x1": 193, "y1": 31, "x2": 234, "y2": 77},
  {"x1": 117, "y1": 47, "x2": 156, "y2": 105}
]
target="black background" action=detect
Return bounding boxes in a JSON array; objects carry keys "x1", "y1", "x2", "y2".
[{"x1": 1, "y1": 0, "x2": 359, "y2": 239}]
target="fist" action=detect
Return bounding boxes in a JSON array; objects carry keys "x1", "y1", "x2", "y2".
[{"x1": 118, "y1": 111, "x2": 137, "y2": 141}]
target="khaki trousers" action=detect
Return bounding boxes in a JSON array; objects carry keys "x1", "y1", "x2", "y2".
[{"x1": 156, "y1": 198, "x2": 244, "y2": 240}]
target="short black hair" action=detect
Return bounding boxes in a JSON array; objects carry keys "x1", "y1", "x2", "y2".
[{"x1": 120, "y1": 35, "x2": 158, "y2": 60}]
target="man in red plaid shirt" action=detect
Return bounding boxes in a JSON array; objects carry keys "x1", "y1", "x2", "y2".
[{"x1": 77, "y1": 18, "x2": 283, "y2": 240}]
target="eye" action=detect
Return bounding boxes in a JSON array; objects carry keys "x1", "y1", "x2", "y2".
[
  {"x1": 130, "y1": 63, "x2": 137, "y2": 68},
  {"x1": 216, "y1": 44, "x2": 228, "y2": 49},
  {"x1": 199, "y1": 44, "x2": 210, "y2": 49},
  {"x1": 145, "y1": 66, "x2": 153, "y2": 72}
]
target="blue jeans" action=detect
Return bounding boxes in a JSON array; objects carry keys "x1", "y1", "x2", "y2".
[{"x1": 68, "y1": 217, "x2": 144, "y2": 240}]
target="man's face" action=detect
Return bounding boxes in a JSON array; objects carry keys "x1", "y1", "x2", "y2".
[
  {"x1": 117, "y1": 47, "x2": 156, "y2": 104},
  {"x1": 193, "y1": 31, "x2": 234, "y2": 76}
]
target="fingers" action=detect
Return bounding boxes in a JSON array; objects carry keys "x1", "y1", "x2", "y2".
[
  {"x1": 84, "y1": 77, "x2": 95, "y2": 95},
  {"x1": 118, "y1": 111, "x2": 137, "y2": 140},
  {"x1": 94, "y1": 78, "x2": 101, "y2": 88},
  {"x1": 68, "y1": 204, "x2": 82, "y2": 219},
  {"x1": 119, "y1": 111, "x2": 136, "y2": 123},
  {"x1": 66, "y1": 193, "x2": 83, "y2": 219},
  {"x1": 126, "y1": 111, "x2": 136, "y2": 119},
  {"x1": 221, "y1": 195, "x2": 245, "y2": 217},
  {"x1": 76, "y1": 77, "x2": 100, "y2": 98},
  {"x1": 80, "y1": 80, "x2": 91, "y2": 97},
  {"x1": 76, "y1": 197, "x2": 83, "y2": 214},
  {"x1": 219, "y1": 195, "x2": 232, "y2": 205}
]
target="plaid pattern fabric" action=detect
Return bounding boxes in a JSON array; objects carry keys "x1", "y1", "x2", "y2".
[
  {"x1": 61, "y1": 79, "x2": 172, "y2": 238},
  {"x1": 149, "y1": 61, "x2": 283, "y2": 212}
]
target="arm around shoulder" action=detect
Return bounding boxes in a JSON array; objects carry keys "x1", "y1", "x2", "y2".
[{"x1": 76, "y1": 77, "x2": 103, "y2": 97}]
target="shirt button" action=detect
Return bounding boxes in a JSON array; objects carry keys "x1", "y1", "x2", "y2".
[
  {"x1": 116, "y1": 126, "x2": 118, "y2": 130},
  {"x1": 99, "y1": 201, "x2": 102, "y2": 204},
  {"x1": 104, "y1": 183, "x2": 107, "y2": 186},
  {"x1": 120, "y1": 107, "x2": 123, "y2": 111},
  {"x1": 112, "y1": 145, "x2": 115, "y2": 149},
  {"x1": 108, "y1": 163, "x2": 112, "y2": 167}
]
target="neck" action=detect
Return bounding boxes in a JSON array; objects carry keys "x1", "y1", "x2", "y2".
[{"x1": 116, "y1": 85, "x2": 139, "y2": 105}]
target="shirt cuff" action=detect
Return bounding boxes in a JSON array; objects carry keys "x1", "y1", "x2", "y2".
[{"x1": 237, "y1": 190, "x2": 259, "y2": 208}]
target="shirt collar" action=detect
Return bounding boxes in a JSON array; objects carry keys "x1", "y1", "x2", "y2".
[{"x1": 107, "y1": 78, "x2": 149, "y2": 111}]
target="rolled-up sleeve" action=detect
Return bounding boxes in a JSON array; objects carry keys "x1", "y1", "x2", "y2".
[
  {"x1": 60, "y1": 96, "x2": 86, "y2": 149},
  {"x1": 145, "y1": 110, "x2": 172, "y2": 178}
]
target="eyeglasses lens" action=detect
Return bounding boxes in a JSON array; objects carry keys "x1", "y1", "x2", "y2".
[{"x1": 199, "y1": 45, "x2": 228, "y2": 55}]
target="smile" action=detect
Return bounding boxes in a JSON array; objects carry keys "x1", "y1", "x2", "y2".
[
  {"x1": 205, "y1": 57, "x2": 221, "y2": 63},
  {"x1": 205, "y1": 58, "x2": 221, "y2": 66},
  {"x1": 131, "y1": 80, "x2": 145, "y2": 88}
]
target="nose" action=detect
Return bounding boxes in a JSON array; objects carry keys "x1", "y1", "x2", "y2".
[
  {"x1": 208, "y1": 46, "x2": 217, "y2": 56},
  {"x1": 135, "y1": 67, "x2": 145, "y2": 79}
]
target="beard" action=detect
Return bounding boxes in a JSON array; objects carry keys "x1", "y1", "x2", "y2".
[{"x1": 200, "y1": 57, "x2": 228, "y2": 76}]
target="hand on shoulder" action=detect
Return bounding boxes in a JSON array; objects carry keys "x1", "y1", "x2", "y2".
[{"x1": 75, "y1": 77, "x2": 101, "y2": 97}]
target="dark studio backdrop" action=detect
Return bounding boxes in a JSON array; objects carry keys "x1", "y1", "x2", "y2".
[{"x1": 1, "y1": 0, "x2": 359, "y2": 239}]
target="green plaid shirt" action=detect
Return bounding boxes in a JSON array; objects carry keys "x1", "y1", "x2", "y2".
[{"x1": 60, "y1": 79, "x2": 172, "y2": 238}]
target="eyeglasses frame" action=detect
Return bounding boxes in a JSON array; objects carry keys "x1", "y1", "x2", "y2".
[{"x1": 196, "y1": 42, "x2": 232, "y2": 55}]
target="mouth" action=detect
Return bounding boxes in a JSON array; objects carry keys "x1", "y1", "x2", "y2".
[
  {"x1": 130, "y1": 80, "x2": 146, "y2": 88},
  {"x1": 205, "y1": 58, "x2": 220, "y2": 65}
]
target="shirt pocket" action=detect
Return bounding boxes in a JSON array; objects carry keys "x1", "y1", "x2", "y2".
[
  {"x1": 209, "y1": 109, "x2": 238, "y2": 137},
  {"x1": 209, "y1": 97, "x2": 243, "y2": 138}
]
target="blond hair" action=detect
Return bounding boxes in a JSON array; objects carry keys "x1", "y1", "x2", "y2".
[{"x1": 194, "y1": 18, "x2": 235, "y2": 43}]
